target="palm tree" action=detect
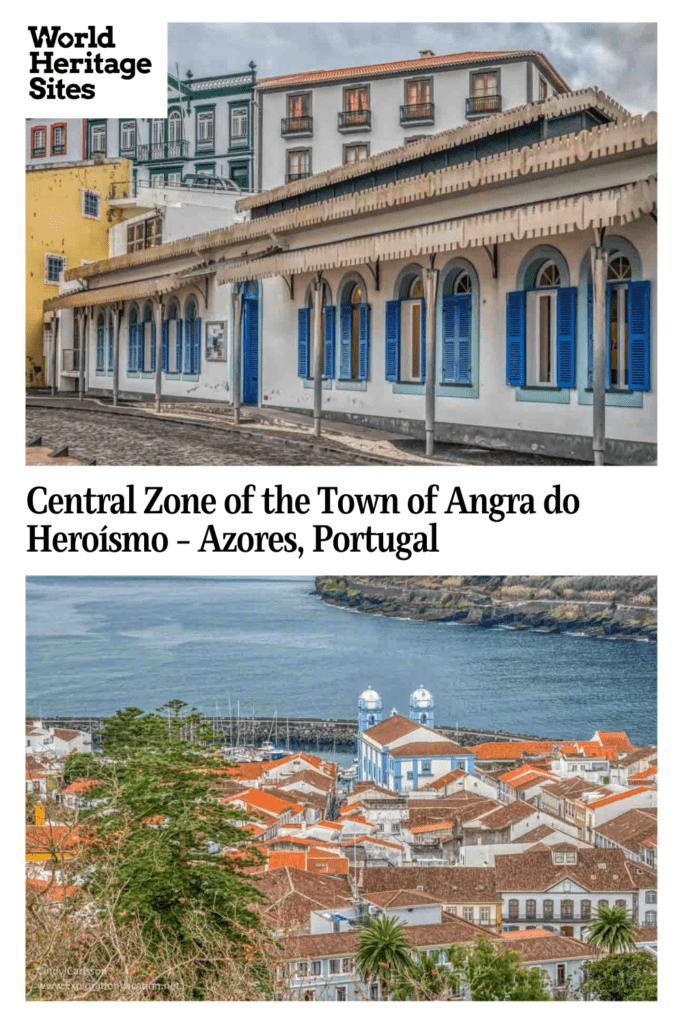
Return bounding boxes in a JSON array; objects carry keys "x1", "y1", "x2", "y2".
[
  {"x1": 583, "y1": 904, "x2": 638, "y2": 954},
  {"x1": 355, "y1": 915, "x2": 414, "y2": 1000}
]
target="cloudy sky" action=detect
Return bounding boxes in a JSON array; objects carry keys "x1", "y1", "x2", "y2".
[{"x1": 168, "y1": 22, "x2": 656, "y2": 114}]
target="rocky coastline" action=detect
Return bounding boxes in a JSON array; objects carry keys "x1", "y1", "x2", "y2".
[{"x1": 314, "y1": 576, "x2": 657, "y2": 641}]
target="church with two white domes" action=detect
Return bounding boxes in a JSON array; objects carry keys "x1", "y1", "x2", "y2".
[{"x1": 357, "y1": 687, "x2": 475, "y2": 792}]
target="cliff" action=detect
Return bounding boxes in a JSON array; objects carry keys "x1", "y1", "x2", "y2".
[{"x1": 314, "y1": 576, "x2": 657, "y2": 640}]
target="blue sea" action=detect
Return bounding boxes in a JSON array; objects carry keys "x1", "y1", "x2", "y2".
[{"x1": 26, "y1": 577, "x2": 657, "y2": 747}]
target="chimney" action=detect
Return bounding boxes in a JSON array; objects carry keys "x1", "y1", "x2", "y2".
[{"x1": 419, "y1": 49, "x2": 435, "y2": 58}]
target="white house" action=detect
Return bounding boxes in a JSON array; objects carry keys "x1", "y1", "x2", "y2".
[
  {"x1": 256, "y1": 48, "x2": 569, "y2": 190},
  {"x1": 44, "y1": 88, "x2": 657, "y2": 464}
]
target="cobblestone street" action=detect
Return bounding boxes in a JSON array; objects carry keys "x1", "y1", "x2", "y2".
[{"x1": 25, "y1": 407, "x2": 392, "y2": 466}]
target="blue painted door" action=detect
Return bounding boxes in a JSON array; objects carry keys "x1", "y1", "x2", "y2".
[{"x1": 242, "y1": 296, "x2": 259, "y2": 404}]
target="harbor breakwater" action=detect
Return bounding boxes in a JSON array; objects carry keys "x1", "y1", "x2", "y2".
[
  {"x1": 31, "y1": 715, "x2": 563, "y2": 752},
  {"x1": 314, "y1": 576, "x2": 657, "y2": 640}
]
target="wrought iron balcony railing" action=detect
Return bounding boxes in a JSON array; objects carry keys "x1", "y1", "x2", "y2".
[
  {"x1": 281, "y1": 115, "x2": 313, "y2": 136},
  {"x1": 466, "y1": 94, "x2": 502, "y2": 116},
  {"x1": 286, "y1": 171, "x2": 312, "y2": 183},
  {"x1": 400, "y1": 102, "x2": 435, "y2": 124},
  {"x1": 338, "y1": 109, "x2": 372, "y2": 131},
  {"x1": 136, "y1": 140, "x2": 190, "y2": 161}
]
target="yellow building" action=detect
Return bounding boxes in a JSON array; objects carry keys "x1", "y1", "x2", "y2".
[{"x1": 25, "y1": 158, "x2": 129, "y2": 387}]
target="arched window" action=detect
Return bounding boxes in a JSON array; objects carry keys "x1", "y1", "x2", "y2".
[
  {"x1": 442, "y1": 266, "x2": 475, "y2": 385},
  {"x1": 339, "y1": 278, "x2": 369, "y2": 382},
  {"x1": 182, "y1": 296, "x2": 201, "y2": 375},
  {"x1": 128, "y1": 305, "x2": 139, "y2": 371},
  {"x1": 386, "y1": 271, "x2": 424, "y2": 384},
  {"x1": 141, "y1": 302, "x2": 155, "y2": 373},
  {"x1": 168, "y1": 111, "x2": 182, "y2": 146},
  {"x1": 96, "y1": 312, "x2": 105, "y2": 372},
  {"x1": 607, "y1": 253, "x2": 632, "y2": 389},
  {"x1": 162, "y1": 298, "x2": 182, "y2": 373},
  {"x1": 507, "y1": 248, "x2": 576, "y2": 390}
]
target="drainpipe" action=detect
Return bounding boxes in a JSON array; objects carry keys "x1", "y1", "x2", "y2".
[
  {"x1": 51, "y1": 313, "x2": 59, "y2": 395},
  {"x1": 422, "y1": 265, "x2": 439, "y2": 457},
  {"x1": 78, "y1": 310, "x2": 86, "y2": 400},
  {"x1": 311, "y1": 279, "x2": 324, "y2": 438},
  {"x1": 154, "y1": 294, "x2": 164, "y2": 413},
  {"x1": 231, "y1": 288, "x2": 243, "y2": 424},
  {"x1": 590, "y1": 235, "x2": 608, "y2": 467},
  {"x1": 112, "y1": 305, "x2": 121, "y2": 406}
]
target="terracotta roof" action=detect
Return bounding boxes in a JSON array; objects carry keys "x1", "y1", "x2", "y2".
[
  {"x1": 268, "y1": 851, "x2": 307, "y2": 871},
  {"x1": 513, "y1": 825, "x2": 556, "y2": 843},
  {"x1": 306, "y1": 855, "x2": 349, "y2": 875},
  {"x1": 26, "y1": 824, "x2": 81, "y2": 855},
  {"x1": 361, "y1": 866, "x2": 499, "y2": 904},
  {"x1": 503, "y1": 932, "x2": 598, "y2": 963},
  {"x1": 629, "y1": 766, "x2": 657, "y2": 781},
  {"x1": 61, "y1": 778, "x2": 103, "y2": 796},
  {"x1": 542, "y1": 778, "x2": 605, "y2": 799},
  {"x1": 253, "y1": 866, "x2": 352, "y2": 930},
  {"x1": 342, "y1": 836, "x2": 404, "y2": 850},
  {"x1": 556, "y1": 742, "x2": 619, "y2": 761},
  {"x1": 52, "y1": 728, "x2": 83, "y2": 742},
  {"x1": 635, "y1": 927, "x2": 658, "y2": 944},
  {"x1": 282, "y1": 917, "x2": 493, "y2": 960},
  {"x1": 471, "y1": 741, "x2": 557, "y2": 759},
  {"x1": 593, "y1": 731, "x2": 637, "y2": 753},
  {"x1": 364, "y1": 889, "x2": 442, "y2": 908},
  {"x1": 26, "y1": 879, "x2": 81, "y2": 902},
  {"x1": 422, "y1": 768, "x2": 468, "y2": 791},
  {"x1": 225, "y1": 762, "x2": 267, "y2": 781},
  {"x1": 280, "y1": 769, "x2": 333, "y2": 793},
  {"x1": 362, "y1": 714, "x2": 420, "y2": 745},
  {"x1": 266, "y1": 836, "x2": 337, "y2": 850},
  {"x1": 620, "y1": 746, "x2": 657, "y2": 768},
  {"x1": 257, "y1": 49, "x2": 570, "y2": 92},
  {"x1": 593, "y1": 808, "x2": 657, "y2": 854},
  {"x1": 498, "y1": 766, "x2": 557, "y2": 787},
  {"x1": 586, "y1": 786, "x2": 651, "y2": 809},
  {"x1": 410, "y1": 821, "x2": 454, "y2": 834},
  {"x1": 352, "y1": 782, "x2": 400, "y2": 798},
  {"x1": 391, "y1": 741, "x2": 472, "y2": 758},
  {"x1": 341, "y1": 816, "x2": 371, "y2": 827},
  {"x1": 315, "y1": 820, "x2": 343, "y2": 831},
  {"x1": 226, "y1": 787, "x2": 301, "y2": 816},
  {"x1": 495, "y1": 847, "x2": 657, "y2": 894},
  {"x1": 263, "y1": 752, "x2": 336, "y2": 777},
  {"x1": 340, "y1": 801, "x2": 364, "y2": 815},
  {"x1": 476, "y1": 801, "x2": 540, "y2": 831}
]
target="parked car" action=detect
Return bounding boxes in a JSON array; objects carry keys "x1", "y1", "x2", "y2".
[{"x1": 182, "y1": 173, "x2": 240, "y2": 192}]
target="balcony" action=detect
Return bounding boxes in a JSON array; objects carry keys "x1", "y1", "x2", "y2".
[
  {"x1": 281, "y1": 115, "x2": 313, "y2": 137},
  {"x1": 400, "y1": 102, "x2": 435, "y2": 126},
  {"x1": 338, "y1": 109, "x2": 372, "y2": 132},
  {"x1": 137, "y1": 140, "x2": 190, "y2": 162},
  {"x1": 466, "y1": 94, "x2": 502, "y2": 117},
  {"x1": 286, "y1": 171, "x2": 311, "y2": 183},
  {"x1": 61, "y1": 349, "x2": 81, "y2": 373}
]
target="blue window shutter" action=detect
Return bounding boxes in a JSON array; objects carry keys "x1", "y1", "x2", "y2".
[
  {"x1": 358, "y1": 303, "x2": 370, "y2": 381},
  {"x1": 97, "y1": 326, "x2": 104, "y2": 370},
  {"x1": 420, "y1": 297, "x2": 426, "y2": 383},
  {"x1": 339, "y1": 304, "x2": 352, "y2": 379},
  {"x1": 442, "y1": 296, "x2": 457, "y2": 382},
  {"x1": 108, "y1": 322, "x2": 114, "y2": 371},
  {"x1": 627, "y1": 280, "x2": 651, "y2": 391},
  {"x1": 137, "y1": 323, "x2": 144, "y2": 371},
  {"x1": 385, "y1": 300, "x2": 400, "y2": 381},
  {"x1": 587, "y1": 285, "x2": 593, "y2": 387},
  {"x1": 556, "y1": 287, "x2": 577, "y2": 388},
  {"x1": 127, "y1": 325, "x2": 134, "y2": 370},
  {"x1": 453, "y1": 294, "x2": 473, "y2": 385},
  {"x1": 162, "y1": 320, "x2": 169, "y2": 372},
  {"x1": 193, "y1": 317, "x2": 202, "y2": 374},
  {"x1": 150, "y1": 319, "x2": 156, "y2": 372},
  {"x1": 184, "y1": 319, "x2": 192, "y2": 373},
  {"x1": 297, "y1": 308, "x2": 310, "y2": 378},
  {"x1": 323, "y1": 305, "x2": 335, "y2": 379},
  {"x1": 506, "y1": 291, "x2": 526, "y2": 386},
  {"x1": 175, "y1": 319, "x2": 182, "y2": 372}
]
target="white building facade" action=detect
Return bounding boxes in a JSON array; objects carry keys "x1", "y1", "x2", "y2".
[{"x1": 257, "y1": 49, "x2": 568, "y2": 191}]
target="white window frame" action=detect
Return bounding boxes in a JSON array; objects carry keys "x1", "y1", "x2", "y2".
[
  {"x1": 120, "y1": 120, "x2": 136, "y2": 153},
  {"x1": 526, "y1": 261, "x2": 559, "y2": 386},
  {"x1": 81, "y1": 189, "x2": 101, "y2": 220},
  {"x1": 90, "y1": 123, "x2": 106, "y2": 154},
  {"x1": 606, "y1": 255, "x2": 631, "y2": 390},
  {"x1": 168, "y1": 112, "x2": 183, "y2": 143},
  {"x1": 231, "y1": 106, "x2": 248, "y2": 143},
  {"x1": 197, "y1": 111, "x2": 215, "y2": 147},
  {"x1": 45, "y1": 253, "x2": 66, "y2": 284},
  {"x1": 401, "y1": 299, "x2": 423, "y2": 382}
]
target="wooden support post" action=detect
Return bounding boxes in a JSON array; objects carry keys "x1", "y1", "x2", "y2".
[
  {"x1": 78, "y1": 310, "x2": 86, "y2": 400},
  {"x1": 591, "y1": 239, "x2": 608, "y2": 467},
  {"x1": 51, "y1": 313, "x2": 58, "y2": 395},
  {"x1": 112, "y1": 306, "x2": 121, "y2": 406},
  {"x1": 154, "y1": 295, "x2": 164, "y2": 413},
  {"x1": 422, "y1": 265, "x2": 439, "y2": 457},
  {"x1": 311, "y1": 279, "x2": 324, "y2": 438},
  {"x1": 231, "y1": 288, "x2": 243, "y2": 425}
]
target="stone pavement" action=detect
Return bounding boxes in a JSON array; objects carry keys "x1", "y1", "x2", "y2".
[{"x1": 25, "y1": 396, "x2": 588, "y2": 467}]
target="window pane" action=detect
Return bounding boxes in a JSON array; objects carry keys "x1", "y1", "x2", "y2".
[{"x1": 539, "y1": 294, "x2": 551, "y2": 383}]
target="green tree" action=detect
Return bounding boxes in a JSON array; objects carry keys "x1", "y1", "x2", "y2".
[
  {"x1": 388, "y1": 950, "x2": 457, "y2": 1001},
  {"x1": 75, "y1": 700, "x2": 269, "y2": 997},
  {"x1": 580, "y1": 951, "x2": 656, "y2": 1001},
  {"x1": 449, "y1": 937, "x2": 552, "y2": 1001},
  {"x1": 355, "y1": 915, "x2": 414, "y2": 999},
  {"x1": 582, "y1": 904, "x2": 638, "y2": 954}
]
